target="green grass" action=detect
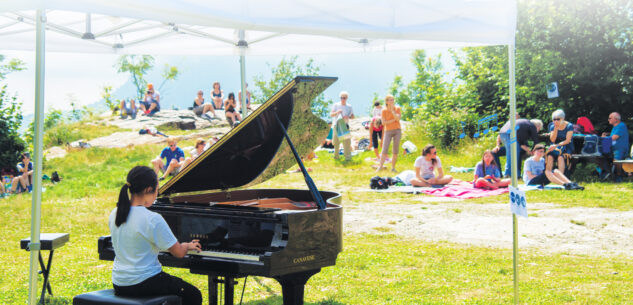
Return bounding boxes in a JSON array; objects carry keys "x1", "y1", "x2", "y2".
[
  {"x1": 44, "y1": 121, "x2": 128, "y2": 148},
  {"x1": 3, "y1": 134, "x2": 633, "y2": 304}
]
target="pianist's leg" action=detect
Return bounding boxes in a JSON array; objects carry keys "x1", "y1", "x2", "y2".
[{"x1": 113, "y1": 271, "x2": 202, "y2": 305}]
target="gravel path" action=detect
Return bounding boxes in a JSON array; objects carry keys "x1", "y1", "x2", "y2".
[{"x1": 344, "y1": 198, "x2": 633, "y2": 257}]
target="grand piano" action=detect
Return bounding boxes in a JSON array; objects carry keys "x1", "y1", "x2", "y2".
[{"x1": 98, "y1": 76, "x2": 343, "y2": 305}]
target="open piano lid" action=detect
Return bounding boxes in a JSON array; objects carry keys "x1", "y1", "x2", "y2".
[{"x1": 159, "y1": 76, "x2": 337, "y2": 197}]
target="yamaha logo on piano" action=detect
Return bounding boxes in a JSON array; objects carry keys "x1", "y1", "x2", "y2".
[{"x1": 293, "y1": 255, "x2": 315, "y2": 264}]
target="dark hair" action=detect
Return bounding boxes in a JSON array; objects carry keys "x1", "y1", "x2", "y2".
[
  {"x1": 115, "y1": 166, "x2": 158, "y2": 227},
  {"x1": 532, "y1": 143, "x2": 545, "y2": 152},
  {"x1": 481, "y1": 149, "x2": 498, "y2": 169},
  {"x1": 21, "y1": 152, "x2": 30, "y2": 160},
  {"x1": 228, "y1": 92, "x2": 235, "y2": 101},
  {"x1": 374, "y1": 102, "x2": 380, "y2": 107},
  {"x1": 422, "y1": 144, "x2": 437, "y2": 166}
]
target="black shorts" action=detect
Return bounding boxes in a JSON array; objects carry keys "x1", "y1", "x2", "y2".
[{"x1": 371, "y1": 130, "x2": 382, "y2": 149}]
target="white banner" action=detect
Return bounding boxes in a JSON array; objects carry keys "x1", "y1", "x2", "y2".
[{"x1": 509, "y1": 186, "x2": 527, "y2": 218}]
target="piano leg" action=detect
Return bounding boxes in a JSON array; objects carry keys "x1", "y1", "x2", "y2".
[
  {"x1": 274, "y1": 269, "x2": 320, "y2": 305},
  {"x1": 208, "y1": 275, "x2": 236, "y2": 305}
]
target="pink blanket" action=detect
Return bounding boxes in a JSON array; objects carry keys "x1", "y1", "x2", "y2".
[{"x1": 420, "y1": 179, "x2": 509, "y2": 199}]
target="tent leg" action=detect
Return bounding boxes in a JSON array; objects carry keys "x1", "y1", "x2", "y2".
[
  {"x1": 508, "y1": 43, "x2": 519, "y2": 305},
  {"x1": 28, "y1": 9, "x2": 46, "y2": 305},
  {"x1": 238, "y1": 29, "x2": 247, "y2": 119}
]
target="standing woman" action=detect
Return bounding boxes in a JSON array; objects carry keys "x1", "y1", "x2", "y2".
[
  {"x1": 377, "y1": 95, "x2": 402, "y2": 172},
  {"x1": 210, "y1": 81, "x2": 224, "y2": 110},
  {"x1": 109, "y1": 166, "x2": 202, "y2": 304},
  {"x1": 547, "y1": 109, "x2": 574, "y2": 175}
]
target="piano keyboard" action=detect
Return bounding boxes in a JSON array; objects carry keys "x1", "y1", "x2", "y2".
[{"x1": 188, "y1": 250, "x2": 261, "y2": 261}]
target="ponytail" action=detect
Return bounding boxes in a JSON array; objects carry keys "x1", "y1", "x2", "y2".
[
  {"x1": 422, "y1": 144, "x2": 437, "y2": 166},
  {"x1": 115, "y1": 166, "x2": 158, "y2": 227},
  {"x1": 115, "y1": 183, "x2": 131, "y2": 227}
]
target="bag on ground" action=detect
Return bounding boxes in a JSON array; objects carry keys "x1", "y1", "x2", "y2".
[{"x1": 370, "y1": 176, "x2": 388, "y2": 189}]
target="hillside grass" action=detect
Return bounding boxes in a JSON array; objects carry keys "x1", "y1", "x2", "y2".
[{"x1": 2, "y1": 133, "x2": 633, "y2": 304}]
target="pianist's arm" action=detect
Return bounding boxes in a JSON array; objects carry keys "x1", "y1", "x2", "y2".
[{"x1": 168, "y1": 239, "x2": 202, "y2": 258}]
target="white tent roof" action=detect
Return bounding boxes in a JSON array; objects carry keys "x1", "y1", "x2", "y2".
[{"x1": 1, "y1": 0, "x2": 516, "y2": 54}]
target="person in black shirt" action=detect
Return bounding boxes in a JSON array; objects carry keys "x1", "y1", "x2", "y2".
[{"x1": 492, "y1": 118, "x2": 543, "y2": 178}]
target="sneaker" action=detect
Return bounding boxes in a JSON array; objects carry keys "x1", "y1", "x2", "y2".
[
  {"x1": 570, "y1": 182, "x2": 584, "y2": 190},
  {"x1": 201, "y1": 113, "x2": 212, "y2": 120},
  {"x1": 28, "y1": 185, "x2": 33, "y2": 192},
  {"x1": 391, "y1": 168, "x2": 398, "y2": 173},
  {"x1": 158, "y1": 176, "x2": 165, "y2": 181},
  {"x1": 563, "y1": 183, "x2": 573, "y2": 190}
]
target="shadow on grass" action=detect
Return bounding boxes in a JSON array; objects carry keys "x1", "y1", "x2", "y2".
[{"x1": 242, "y1": 295, "x2": 346, "y2": 305}]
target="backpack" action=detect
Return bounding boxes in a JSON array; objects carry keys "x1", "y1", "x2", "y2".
[
  {"x1": 581, "y1": 135, "x2": 600, "y2": 156},
  {"x1": 51, "y1": 171, "x2": 61, "y2": 183},
  {"x1": 370, "y1": 176, "x2": 388, "y2": 189}
]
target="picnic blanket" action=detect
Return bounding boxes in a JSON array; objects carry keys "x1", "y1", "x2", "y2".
[{"x1": 419, "y1": 179, "x2": 509, "y2": 199}]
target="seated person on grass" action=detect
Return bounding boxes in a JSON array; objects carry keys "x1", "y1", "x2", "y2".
[
  {"x1": 140, "y1": 83, "x2": 160, "y2": 116},
  {"x1": 474, "y1": 150, "x2": 510, "y2": 190},
  {"x1": 151, "y1": 137, "x2": 185, "y2": 181},
  {"x1": 119, "y1": 98, "x2": 136, "y2": 119},
  {"x1": 524, "y1": 144, "x2": 583, "y2": 190},
  {"x1": 410, "y1": 144, "x2": 453, "y2": 187},
  {"x1": 11, "y1": 152, "x2": 33, "y2": 193},
  {"x1": 184, "y1": 138, "x2": 206, "y2": 168}
]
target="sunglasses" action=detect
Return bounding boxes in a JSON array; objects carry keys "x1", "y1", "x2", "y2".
[
  {"x1": 169, "y1": 144, "x2": 176, "y2": 147},
  {"x1": 340, "y1": 96, "x2": 348, "y2": 99}
]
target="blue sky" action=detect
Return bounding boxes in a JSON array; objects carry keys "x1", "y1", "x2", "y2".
[{"x1": 2, "y1": 49, "x2": 453, "y2": 121}]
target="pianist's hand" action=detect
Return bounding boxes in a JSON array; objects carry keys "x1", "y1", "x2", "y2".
[{"x1": 187, "y1": 239, "x2": 202, "y2": 253}]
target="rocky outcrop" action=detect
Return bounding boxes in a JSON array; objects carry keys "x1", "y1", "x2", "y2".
[{"x1": 102, "y1": 109, "x2": 231, "y2": 131}]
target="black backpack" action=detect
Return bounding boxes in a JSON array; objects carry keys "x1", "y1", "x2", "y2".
[
  {"x1": 51, "y1": 171, "x2": 61, "y2": 183},
  {"x1": 370, "y1": 176, "x2": 388, "y2": 189}
]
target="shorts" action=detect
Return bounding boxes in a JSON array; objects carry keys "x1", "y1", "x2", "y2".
[
  {"x1": 613, "y1": 149, "x2": 627, "y2": 161},
  {"x1": 163, "y1": 163, "x2": 182, "y2": 175},
  {"x1": 193, "y1": 105, "x2": 204, "y2": 116},
  {"x1": 226, "y1": 107, "x2": 235, "y2": 113},
  {"x1": 527, "y1": 172, "x2": 550, "y2": 186},
  {"x1": 371, "y1": 130, "x2": 382, "y2": 149},
  {"x1": 140, "y1": 101, "x2": 160, "y2": 114}
]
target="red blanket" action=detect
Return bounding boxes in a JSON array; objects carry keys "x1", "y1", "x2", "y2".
[{"x1": 420, "y1": 179, "x2": 509, "y2": 199}]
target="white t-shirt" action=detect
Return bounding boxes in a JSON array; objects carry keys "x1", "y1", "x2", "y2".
[
  {"x1": 372, "y1": 107, "x2": 382, "y2": 118},
  {"x1": 331, "y1": 103, "x2": 354, "y2": 124},
  {"x1": 109, "y1": 206, "x2": 177, "y2": 286},
  {"x1": 414, "y1": 156, "x2": 442, "y2": 179},
  {"x1": 145, "y1": 91, "x2": 160, "y2": 102}
]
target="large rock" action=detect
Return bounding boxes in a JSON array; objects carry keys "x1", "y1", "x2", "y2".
[{"x1": 103, "y1": 109, "x2": 231, "y2": 131}]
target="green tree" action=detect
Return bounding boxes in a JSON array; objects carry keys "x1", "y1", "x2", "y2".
[
  {"x1": 454, "y1": 0, "x2": 633, "y2": 131},
  {"x1": 253, "y1": 56, "x2": 332, "y2": 118},
  {"x1": 0, "y1": 54, "x2": 26, "y2": 171},
  {"x1": 101, "y1": 85, "x2": 117, "y2": 113},
  {"x1": 114, "y1": 55, "x2": 180, "y2": 100}
]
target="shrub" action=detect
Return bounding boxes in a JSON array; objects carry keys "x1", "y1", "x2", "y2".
[{"x1": 415, "y1": 110, "x2": 480, "y2": 148}]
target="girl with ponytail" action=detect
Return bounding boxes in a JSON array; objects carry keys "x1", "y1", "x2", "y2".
[{"x1": 109, "y1": 166, "x2": 202, "y2": 305}]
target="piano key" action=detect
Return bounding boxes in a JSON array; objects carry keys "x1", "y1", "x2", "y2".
[{"x1": 188, "y1": 250, "x2": 260, "y2": 261}]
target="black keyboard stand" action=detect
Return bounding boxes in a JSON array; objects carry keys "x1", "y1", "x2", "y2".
[{"x1": 21, "y1": 233, "x2": 69, "y2": 304}]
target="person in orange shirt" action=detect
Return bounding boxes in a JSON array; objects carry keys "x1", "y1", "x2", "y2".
[{"x1": 377, "y1": 95, "x2": 401, "y2": 172}]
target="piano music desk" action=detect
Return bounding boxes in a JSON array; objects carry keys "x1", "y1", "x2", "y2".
[{"x1": 21, "y1": 233, "x2": 69, "y2": 304}]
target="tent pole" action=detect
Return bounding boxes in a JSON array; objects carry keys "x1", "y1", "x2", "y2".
[
  {"x1": 28, "y1": 9, "x2": 46, "y2": 305},
  {"x1": 508, "y1": 42, "x2": 519, "y2": 305},
  {"x1": 238, "y1": 29, "x2": 247, "y2": 119}
]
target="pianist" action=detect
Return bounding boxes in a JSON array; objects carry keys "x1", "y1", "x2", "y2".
[{"x1": 109, "y1": 166, "x2": 203, "y2": 305}]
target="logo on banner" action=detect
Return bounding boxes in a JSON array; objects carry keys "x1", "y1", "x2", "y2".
[
  {"x1": 547, "y1": 82, "x2": 559, "y2": 99},
  {"x1": 509, "y1": 186, "x2": 527, "y2": 218}
]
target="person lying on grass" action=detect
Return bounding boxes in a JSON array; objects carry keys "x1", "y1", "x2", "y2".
[
  {"x1": 410, "y1": 144, "x2": 453, "y2": 187},
  {"x1": 473, "y1": 150, "x2": 511, "y2": 190},
  {"x1": 524, "y1": 143, "x2": 584, "y2": 190},
  {"x1": 109, "y1": 166, "x2": 202, "y2": 304}
]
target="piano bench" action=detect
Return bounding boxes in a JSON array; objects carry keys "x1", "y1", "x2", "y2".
[{"x1": 73, "y1": 289, "x2": 181, "y2": 305}]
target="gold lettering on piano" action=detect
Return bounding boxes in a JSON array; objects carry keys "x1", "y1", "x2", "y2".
[{"x1": 293, "y1": 255, "x2": 315, "y2": 264}]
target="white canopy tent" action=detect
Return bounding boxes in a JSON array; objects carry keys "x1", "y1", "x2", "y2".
[{"x1": 0, "y1": 1, "x2": 518, "y2": 304}]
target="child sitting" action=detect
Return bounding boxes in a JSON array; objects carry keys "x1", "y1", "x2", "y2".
[
  {"x1": 474, "y1": 150, "x2": 511, "y2": 190},
  {"x1": 524, "y1": 144, "x2": 584, "y2": 190}
]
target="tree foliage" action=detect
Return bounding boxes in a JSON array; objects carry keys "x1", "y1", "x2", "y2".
[
  {"x1": 252, "y1": 56, "x2": 332, "y2": 118},
  {"x1": 454, "y1": 0, "x2": 633, "y2": 132},
  {"x1": 114, "y1": 55, "x2": 179, "y2": 99},
  {"x1": 0, "y1": 54, "x2": 25, "y2": 171}
]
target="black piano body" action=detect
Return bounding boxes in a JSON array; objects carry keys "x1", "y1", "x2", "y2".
[{"x1": 98, "y1": 76, "x2": 342, "y2": 305}]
